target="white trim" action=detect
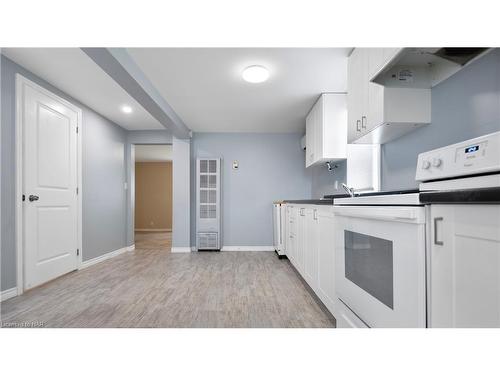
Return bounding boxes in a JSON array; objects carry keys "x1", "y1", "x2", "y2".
[
  {"x1": 135, "y1": 228, "x2": 172, "y2": 232},
  {"x1": 79, "y1": 244, "x2": 135, "y2": 270},
  {"x1": 1, "y1": 287, "x2": 18, "y2": 302},
  {"x1": 221, "y1": 246, "x2": 274, "y2": 252},
  {"x1": 171, "y1": 247, "x2": 192, "y2": 253},
  {"x1": 15, "y1": 74, "x2": 83, "y2": 296}
]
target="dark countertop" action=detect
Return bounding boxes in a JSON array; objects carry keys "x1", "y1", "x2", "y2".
[
  {"x1": 419, "y1": 187, "x2": 500, "y2": 204},
  {"x1": 283, "y1": 187, "x2": 500, "y2": 206},
  {"x1": 283, "y1": 199, "x2": 334, "y2": 205},
  {"x1": 323, "y1": 193, "x2": 352, "y2": 199},
  {"x1": 283, "y1": 193, "x2": 351, "y2": 205}
]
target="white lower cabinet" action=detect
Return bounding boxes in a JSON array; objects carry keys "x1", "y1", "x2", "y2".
[
  {"x1": 285, "y1": 204, "x2": 337, "y2": 318},
  {"x1": 285, "y1": 205, "x2": 298, "y2": 264},
  {"x1": 304, "y1": 208, "x2": 319, "y2": 291},
  {"x1": 429, "y1": 204, "x2": 500, "y2": 328},
  {"x1": 296, "y1": 207, "x2": 307, "y2": 275},
  {"x1": 316, "y1": 209, "x2": 336, "y2": 314}
]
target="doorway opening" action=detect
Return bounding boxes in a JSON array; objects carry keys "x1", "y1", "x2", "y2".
[{"x1": 133, "y1": 144, "x2": 173, "y2": 251}]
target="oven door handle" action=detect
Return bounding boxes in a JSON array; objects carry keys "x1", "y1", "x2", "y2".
[{"x1": 332, "y1": 206, "x2": 421, "y2": 221}]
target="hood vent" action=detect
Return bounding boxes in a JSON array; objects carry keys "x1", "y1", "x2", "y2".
[
  {"x1": 371, "y1": 47, "x2": 491, "y2": 88},
  {"x1": 432, "y1": 47, "x2": 489, "y2": 66}
]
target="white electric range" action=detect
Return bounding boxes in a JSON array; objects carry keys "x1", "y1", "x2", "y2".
[{"x1": 333, "y1": 131, "x2": 500, "y2": 328}]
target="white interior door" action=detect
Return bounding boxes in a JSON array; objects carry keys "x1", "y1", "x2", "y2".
[{"x1": 20, "y1": 77, "x2": 80, "y2": 290}]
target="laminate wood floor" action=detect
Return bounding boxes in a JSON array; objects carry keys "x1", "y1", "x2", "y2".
[{"x1": 1, "y1": 233, "x2": 335, "y2": 328}]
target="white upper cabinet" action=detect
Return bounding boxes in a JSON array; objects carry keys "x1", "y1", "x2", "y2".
[
  {"x1": 305, "y1": 93, "x2": 347, "y2": 168},
  {"x1": 347, "y1": 48, "x2": 431, "y2": 144},
  {"x1": 368, "y1": 48, "x2": 402, "y2": 80}
]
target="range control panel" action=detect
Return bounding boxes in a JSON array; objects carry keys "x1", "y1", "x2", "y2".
[{"x1": 415, "y1": 131, "x2": 500, "y2": 182}]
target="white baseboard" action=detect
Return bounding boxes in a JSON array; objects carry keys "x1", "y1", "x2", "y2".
[
  {"x1": 80, "y1": 244, "x2": 135, "y2": 269},
  {"x1": 221, "y1": 246, "x2": 274, "y2": 252},
  {"x1": 1, "y1": 287, "x2": 18, "y2": 302},
  {"x1": 135, "y1": 228, "x2": 172, "y2": 232},
  {"x1": 171, "y1": 247, "x2": 192, "y2": 253}
]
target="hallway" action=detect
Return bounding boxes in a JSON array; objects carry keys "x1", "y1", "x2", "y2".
[{"x1": 134, "y1": 231, "x2": 172, "y2": 251}]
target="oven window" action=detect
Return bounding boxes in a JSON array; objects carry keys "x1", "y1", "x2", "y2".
[{"x1": 344, "y1": 230, "x2": 394, "y2": 309}]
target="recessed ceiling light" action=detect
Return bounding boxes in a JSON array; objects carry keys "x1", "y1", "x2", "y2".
[
  {"x1": 121, "y1": 105, "x2": 133, "y2": 114},
  {"x1": 242, "y1": 65, "x2": 269, "y2": 83}
]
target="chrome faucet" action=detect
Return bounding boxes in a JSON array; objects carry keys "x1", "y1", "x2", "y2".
[{"x1": 341, "y1": 183, "x2": 355, "y2": 197}]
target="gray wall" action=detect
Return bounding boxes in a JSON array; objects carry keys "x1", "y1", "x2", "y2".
[
  {"x1": 1, "y1": 56, "x2": 128, "y2": 290},
  {"x1": 173, "y1": 137, "x2": 191, "y2": 248},
  {"x1": 82, "y1": 111, "x2": 127, "y2": 261},
  {"x1": 310, "y1": 160, "x2": 347, "y2": 198},
  {"x1": 190, "y1": 132, "x2": 311, "y2": 247},
  {"x1": 381, "y1": 49, "x2": 500, "y2": 190}
]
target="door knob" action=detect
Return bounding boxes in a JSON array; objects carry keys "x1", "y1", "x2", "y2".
[{"x1": 29, "y1": 195, "x2": 39, "y2": 202}]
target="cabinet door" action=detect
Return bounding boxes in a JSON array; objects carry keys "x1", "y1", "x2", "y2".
[
  {"x1": 306, "y1": 112, "x2": 314, "y2": 168},
  {"x1": 359, "y1": 48, "x2": 370, "y2": 134},
  {"x1": 429, "y1": 205, "x2": 500, "y2": 328},
  {"x1": 296, "y1": 207, "x2": 307, "y2": 276},
  {"x1": 367, "y1": 82, "x2": 384, "y2": 131},
  {"x1": 347, "y1": 49, "x2": 362, "y2": 143},
  {"x1": 304, "y1": 208, "x2": 319, "y2": 291},
  {"x1": 368, "y1": 48, "x2": 384, "y2": 79},
  {"x1": 314, "y1": 98, "x2": 323, "y2": 164},
  {"x1": 366, "y1": 49, "x2": 386, "y2": 131},
  {"x1": 317, "y1": 210, "x2": 336, "y2": 315},
  {"x1": 305, "y1": 112, "x2": 315, "y2": 167},
  {"x1": 286, "y1": 206, "x2": 297, "y2": 263}
]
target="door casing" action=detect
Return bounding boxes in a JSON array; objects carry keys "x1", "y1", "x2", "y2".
[{"x1": 15, "y1": 74, "x2": 83, "y2": 295}]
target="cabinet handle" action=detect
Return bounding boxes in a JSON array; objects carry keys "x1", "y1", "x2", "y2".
[
  {"x1": 434, "y1": 217, "x2": 444, "y2": 246},
  {"x1": 356, "y1": 120, "x2": 361, "y2": 132},
  {"x1": 361, "y1": 116, "x2": 367, "y2": 129},
  {"x1": 313, "y1": 209, "x2": 318, "y2": 221}
]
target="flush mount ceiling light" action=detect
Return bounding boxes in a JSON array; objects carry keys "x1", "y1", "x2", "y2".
[
  {"x1": 242, "y1": 65, "x2": 269, "y2": 83},
  {"x1": 121, "y1": 105, "x2": 133, "y2": 114}
]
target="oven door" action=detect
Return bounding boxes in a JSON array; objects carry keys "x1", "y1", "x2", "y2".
[{"x1": 333, "y1": 206, "x2": 427, "y2": 327}]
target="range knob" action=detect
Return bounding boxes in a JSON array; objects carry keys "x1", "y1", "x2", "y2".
[
  {"x1": 422, "y1": 160, "x2": 431, "y2": 170},
  {"x1": 433, "y1": 158, "x2": 442, "y2": 167}
]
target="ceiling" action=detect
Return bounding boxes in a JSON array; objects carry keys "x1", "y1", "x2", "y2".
[
  {"x1": 3, "y1": 48, "x2": 350, "y2": 134},
  {"x1": 127, "y1": 48, "x2": 350, "y2": 133},
  {"x1": 135, "y1": 145, "x2": 172, "y2": 162},
  {"x1": 2, "y1": 48, "x2": 164, "y2": 131}
]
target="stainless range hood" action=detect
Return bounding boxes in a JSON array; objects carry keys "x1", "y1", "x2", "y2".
[{"x1": 371, "y1": 47, "x2": 492, "y2": 88}]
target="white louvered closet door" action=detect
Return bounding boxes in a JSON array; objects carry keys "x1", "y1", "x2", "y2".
[{"x1": 196, "y1": 158, "x2": 221, "y2": 249}]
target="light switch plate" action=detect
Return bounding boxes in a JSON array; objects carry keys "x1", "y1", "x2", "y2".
[{"x1": 232, "y1": 160, "x2": 239, "y2": 170}]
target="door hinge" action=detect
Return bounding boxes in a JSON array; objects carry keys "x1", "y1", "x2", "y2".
[
  {"x1": 77, "y1": 248, "x2": 80, "y2": 256},
  {"x1": 22, "y1": 194, "x2": 25, "y2": 202},
  {"x1": 76, "y1": 187, "x2": 79, "y2": 195},
  {"x1": 76, "y1": 127, "x2": 79, "y2": 134}
]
